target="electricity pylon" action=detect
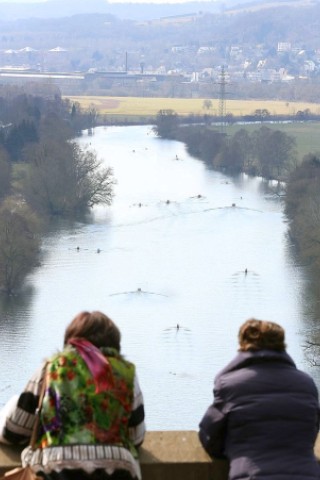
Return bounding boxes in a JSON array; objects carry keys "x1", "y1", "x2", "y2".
[{"x1": 218, "y1": 65, "x2": 227, "y2": 134}]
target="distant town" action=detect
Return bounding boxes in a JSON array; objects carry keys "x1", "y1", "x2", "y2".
[
  {"x1": 0, "y1": 37, "x2": 318, "y2": 97},
  {"x1": 0, "y1": 5, "x2": 319, "y2": 100}
]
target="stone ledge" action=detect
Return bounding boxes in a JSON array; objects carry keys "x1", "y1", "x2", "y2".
[
  {"x1": 0, "y1": 431, "x2": 227, "y2": 479},
  {"x1": 139, "y1": 431, "x2": 229, "y2": 480},
  {"x1": 1, "y1": 430, "x2": 320, "y2": 479},
  {"x1": 0, "y1": 443, "x2": 22, "y2": 475}
]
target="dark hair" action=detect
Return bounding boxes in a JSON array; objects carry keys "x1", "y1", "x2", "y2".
[
  {"x1": 238, "y1": 318, "x2": 286, "y2": 352},
  {"x1": 64, "y1": 311, "x2": 121, "y2": 351}
]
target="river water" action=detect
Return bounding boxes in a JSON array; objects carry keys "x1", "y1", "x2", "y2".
[{"x1": 0, "y1": 125, "x2": 317, "y2": 431}]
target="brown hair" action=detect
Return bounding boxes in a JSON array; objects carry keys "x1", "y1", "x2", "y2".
[
  {"x1": 64, "y1": 311, "x2": 121, "y2": 351},
  {"x1": 238, "y1": 318, "x2": 286, "y2": 352}
]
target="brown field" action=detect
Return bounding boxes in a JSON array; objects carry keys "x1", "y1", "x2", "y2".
[
  {"x1": 226, "y1": 0, "x2": 315, "y2": 14},
  {"x1": 66, "y1": 96, "x2": 320, "y2": 117},
  {"x1": 66, "y1": 95, "x2": 320, "y2": 161}
]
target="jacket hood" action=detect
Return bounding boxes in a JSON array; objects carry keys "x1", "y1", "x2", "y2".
[{"x1": 217, "y1": 349, "x2": 296, "y2": 377}]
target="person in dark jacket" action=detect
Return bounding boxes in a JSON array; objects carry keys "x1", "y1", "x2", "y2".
[{"x1": 199, "y1": 318, "x2": 320, "y2": 480}]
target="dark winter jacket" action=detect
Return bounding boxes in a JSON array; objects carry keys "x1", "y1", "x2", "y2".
[{"x1": 199, "y1": 349, "x2": 320, "y2": 479}]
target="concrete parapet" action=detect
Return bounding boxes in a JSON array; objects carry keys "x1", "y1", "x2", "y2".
[
  {"x1": 139, "y1": 431, "x2": 229, "y2": 479},
  {"x1": 1, "y1": 430, "x2": 320, "y2": 479},
  {"x1": 0, "y1": 443, "x2": 22, "y2": 476}
]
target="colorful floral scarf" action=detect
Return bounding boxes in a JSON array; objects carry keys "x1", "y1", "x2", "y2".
[
  {"x1": 38, "y1": 345, "x2": 136, "y2": 455},
  {"x1": 68, "y1": 338, "x2": 114, "y2": 393}
]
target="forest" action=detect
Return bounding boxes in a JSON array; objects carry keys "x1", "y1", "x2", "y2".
[
  {"x1": 154, "y1": 110, "x2": 320, "y2": 289},
  {"x1": 154, "y1": 109, "x2": 296, "y2": 177},
  {"x1": 0, "y1": 83, "x2": 319, "y2": 300},
  {"x1": 0, "y1": 85, "x2": 114, "y2": 295}
]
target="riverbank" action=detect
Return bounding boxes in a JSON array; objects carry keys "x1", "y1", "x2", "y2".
[
  {"x1": 0, "y1": 125, "x2": 310, "y2": 427},
  {"x1": 68, "y1": 94, "x2": 320, "y2": 160},
  {"x1": 226, "y1": 121, "x2": 320, "y2": 160}
]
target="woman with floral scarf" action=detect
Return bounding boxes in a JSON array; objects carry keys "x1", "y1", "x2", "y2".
[{"x1": 0, "y1": 311, "x2": 146, "y2": 480}]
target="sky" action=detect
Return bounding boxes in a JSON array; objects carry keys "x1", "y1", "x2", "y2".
[
  {"x1": 0, "y1": 0, "x2": 208, "y2": 2},
  {"x1": 0, "y1": 0, "x2": 47, "y2": 2},
  {"x1": 1, "y1": 0, "x2": 46, "y2": 2}
]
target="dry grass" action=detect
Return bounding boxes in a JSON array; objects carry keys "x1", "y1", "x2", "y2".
[
  {"x1": 66, "y1": 95, "x2": 320, "y2": 117},
  {"x1": 226, "y1": 0, "x2": 315, "y2": 14}
]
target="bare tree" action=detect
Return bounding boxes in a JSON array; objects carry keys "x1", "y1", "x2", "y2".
[
  {"x1": 70, "y1": 143, "x2": 114, "y2": 211},
  {"x1": 19, "y1": 141, "x2": 115, "y2": 217},
  {"x1": 203, "y1": 99, "x2": 213, "y2": 111},
  {"x1": 0, "y1": 196, "x2": 40, "y2": 294},
  {"x1": 154, "y1": 110, "x2": 179, "y2": 139},
  {"x1": 303, "y1": 338, "x2": 320, "y2": 367},
  {"x1": 0, "y1": 147, "x2": 11, "y2": 199}
]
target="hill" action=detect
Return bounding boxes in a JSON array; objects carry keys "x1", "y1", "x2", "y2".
[{"x1": 0, "y1": 0, "x2": 312, "y2": 21}]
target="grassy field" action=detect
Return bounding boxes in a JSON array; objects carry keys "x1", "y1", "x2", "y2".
[
  {"x1": 226, "y1": 0, "x2": 313, "y2": 14},
  {"x1": 66, "y1": 95, "x2": 320, "y2": 160},
  {"x1": 66, "y1": 95, "x2": 320, "y2": 117},
  {"x1": 226, "y1": 122, "x2": 320, "y2": 160}
]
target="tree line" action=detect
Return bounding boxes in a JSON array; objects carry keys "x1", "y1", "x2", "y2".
[
  {"x1": 154, "y1": 109, "x2": 296, "y2": 179},
  {"x1": 0, "y1": 85, "x2": 114, "y2": 295},
  {"x1": 154, "y1": 109, "x2": 320, "y2": 283},
  {"x1": 285, "y1": 154, "x2": 320, "y2": 274}
]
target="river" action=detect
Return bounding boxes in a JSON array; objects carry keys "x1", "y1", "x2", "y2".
[{"x1": 0, "y1": 125, "x2": 317, "y2": 431}]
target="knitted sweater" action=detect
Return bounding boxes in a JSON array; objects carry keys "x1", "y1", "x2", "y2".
[{"x1": 1, "y1": 347, "x2": 145, "y2": 479}]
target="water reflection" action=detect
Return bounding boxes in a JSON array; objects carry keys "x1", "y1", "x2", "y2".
[
  {"x1": 295, "y1": 267, "x2": 320, "y2": 386},
  {"x1": 0, "y1": 125, "x2": 315, "y2": 430},
  {"x1": 109, "y1": 287, "x2": 168, "y2": 297}
]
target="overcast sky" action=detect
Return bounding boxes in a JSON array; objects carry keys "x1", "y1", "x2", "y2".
[
  {"x1": 0, "y1": 0, "x2": 201, "y2": 2},
  {"x1": 0, "y1": 0, "x2": 206, "y2": 3},
  {"x1": 0, "y1": 0, "x2": 47, "y2": 2}
]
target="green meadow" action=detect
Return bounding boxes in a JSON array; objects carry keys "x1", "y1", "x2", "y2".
[
  {"x1": 226, "y1": 122, "x2": 320, "y2": 161},
  {"x1": 67, "y1": 95, "x2": 320, "y2": 161}
]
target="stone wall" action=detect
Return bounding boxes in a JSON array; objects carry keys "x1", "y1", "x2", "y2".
[{"x1": 1, "y1": 431, "x2": 320, "y2": 480}]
